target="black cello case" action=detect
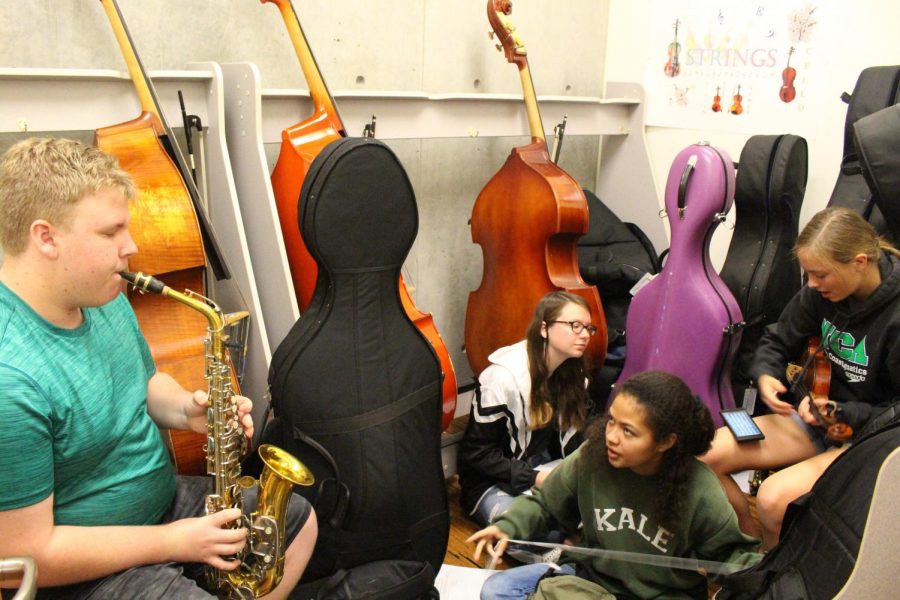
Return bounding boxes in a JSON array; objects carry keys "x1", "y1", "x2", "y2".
[
  {"x1": 720, "y1": 135, "x2": 808, "y2": 403},
  {"x1": 265, "y1": 137, "x2": 449, "y2": 580},
  {"x1": 716, "y1": 420, "x2": 900, "y2": 600},
  {"x1": 855, "y1": 103, "x2": 900, "y2": 243},
  {"x1": 827, "y1": 65, "x2": 900, "y2": 241}
]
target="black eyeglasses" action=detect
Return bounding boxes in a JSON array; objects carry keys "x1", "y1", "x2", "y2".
[{"x1": 548, "y1": 320, "x2": 598, "y2": 336}]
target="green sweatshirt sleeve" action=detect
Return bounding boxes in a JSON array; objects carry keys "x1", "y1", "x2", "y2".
[
  {"x1": 493, "y1": 447, "x2": 583, "y2": 539},
  {"x1": 690, "y1": 468, "x2": 764, "y2": 580},
  {"x1": 699, "y1": 518, "x2": 763, "y2": 580}
]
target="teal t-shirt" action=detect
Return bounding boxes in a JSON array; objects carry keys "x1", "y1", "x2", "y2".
[{"x1": 0, "y1": 284, "x2": 175, "y2": 525}]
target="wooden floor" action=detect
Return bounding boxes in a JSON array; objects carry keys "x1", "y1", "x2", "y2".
[{"x1": 444, "y1": 474, "x2": 488, "y2": 569}]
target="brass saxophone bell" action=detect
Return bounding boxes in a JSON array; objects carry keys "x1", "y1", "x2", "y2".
[{"x1": 259, "y1": 444, "x2": 314, "y2": 487}]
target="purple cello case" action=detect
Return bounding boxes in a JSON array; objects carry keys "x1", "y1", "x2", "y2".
[{"x1": 616, "y1": 143, "x2": 743, "y2": 427}]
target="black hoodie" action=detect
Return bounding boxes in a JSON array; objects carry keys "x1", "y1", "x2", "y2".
[{"x1": 751, "y1": 253, "x2": 900, "y2": 430}]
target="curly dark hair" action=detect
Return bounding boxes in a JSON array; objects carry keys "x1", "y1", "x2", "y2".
[
  {"x1": 525, "y1": 291, "x2": 591, "y2": 431},
  {"x1": 582, "y1": 370, "x2": 716, "y2": 531}
]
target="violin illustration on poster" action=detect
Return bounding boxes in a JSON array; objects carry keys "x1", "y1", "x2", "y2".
[
  {"x1": 645, "y1": 2, "x2": 824, "y2": 129},
  {"x1": 778, "y1": 6, "x2": 817, "y2": 103},
  {"x1": 663, "y1": 19, "x2": 682, "y2": 77},
  {"x1": 779, "y1": 47, "x2": 797, "y2": 103},
  {"x1": 730, "y1": 84, "x2": 744, "y2": 115}
]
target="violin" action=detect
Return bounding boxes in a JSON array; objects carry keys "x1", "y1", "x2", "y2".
[
  {"x1": 466, "y1": 0, "x2": 607, "y2": 376},
  {"x1": 261, "y1": 0, "x2": 457, "y2": 429},
  {"x1": 729, "y1": 84, "x2": 744, "y2": 115},
  {"x1": 663, "y1": 19, "x2": 681, "y2": 78},
  {"x1": 711, "y1": 86, "x2": 722, "y2": 112},
  {"x1": 779, "y1": 47, "x2": 797, "y2": 103},
  {"x1": 97, "y1": 0, "x2": 236, "y2": 474},
  {"x1": 786, "y1": 337, "x2": 853, "y2": 442}
]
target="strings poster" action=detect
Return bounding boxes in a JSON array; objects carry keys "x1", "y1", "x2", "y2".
[{"x1": 645, "y1": 2, "x2": 823, "y2": 131}]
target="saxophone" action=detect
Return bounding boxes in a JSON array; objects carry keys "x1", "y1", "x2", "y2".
[{"x1": 121, "y1": 272, "x2": 313, "y2": 599}]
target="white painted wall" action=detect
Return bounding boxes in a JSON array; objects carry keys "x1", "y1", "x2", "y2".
[{"x1": 605, "y1": 0, "x2": 900, "y2": 267}]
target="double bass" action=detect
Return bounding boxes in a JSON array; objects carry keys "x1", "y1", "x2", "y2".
[
  {"x1": 96, "y1": 0, "x2": 234, "y2": 474},
  {"x1": 261, "y1": 0, "x2": 457, "y2": 430},
  {"x1": 466, "y1": 0, "x2": 607, "y2": 376}
]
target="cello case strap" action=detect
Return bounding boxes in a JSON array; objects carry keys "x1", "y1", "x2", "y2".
[{"x1": 294, "y1": 382, "x2": 439, "y2": 436}]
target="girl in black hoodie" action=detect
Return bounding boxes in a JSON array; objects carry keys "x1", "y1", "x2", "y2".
[{"x1": 702, "y1": 207, "x2": 900, "y2": 549}]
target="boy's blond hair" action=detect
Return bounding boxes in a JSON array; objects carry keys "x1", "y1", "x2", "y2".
[{"x1": 0, "y1": 137, "x2": 135, "y2": 255}]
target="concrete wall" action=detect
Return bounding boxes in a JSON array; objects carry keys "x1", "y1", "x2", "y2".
[
  {"x1": 0, "y1": 0, "x2": 609, "y2": 386},
  {"x1": 0, "y1": 0, "x2": 608, "y2": 95}
]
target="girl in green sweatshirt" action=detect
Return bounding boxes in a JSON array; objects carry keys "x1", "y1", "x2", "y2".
[{"x1": 468, "y1": 370, "x2": 762, "y2": 599}]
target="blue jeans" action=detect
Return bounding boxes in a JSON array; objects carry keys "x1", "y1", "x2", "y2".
[
  {"x1": 480, "y1": 563, "x2": 576, "y2": 600},
  {"x1": 473, "y1": 451, "x2": 555, "y2": 528},
  {"x1": 473, "y1": 484, "x2": 517, "y2": 528},
  {"x1": 36, "y1": 476, "x2": 311, "y2": 599}
]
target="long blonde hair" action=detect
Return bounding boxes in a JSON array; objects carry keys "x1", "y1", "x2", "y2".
[
  {"x1": 795, "y1": 207, "x2": 900, "y2": 266},
  {"x1": 525, "y1": 291, "x2": 591, "y2": 431}
]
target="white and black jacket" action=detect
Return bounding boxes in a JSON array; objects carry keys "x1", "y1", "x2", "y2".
[{"x1": 457, "y1": 341, "x2": 582, "y2": 515}]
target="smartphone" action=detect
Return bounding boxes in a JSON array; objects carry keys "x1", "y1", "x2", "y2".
[{"x1": 721, "y1": 408, "x2": 765, "y2": 442}]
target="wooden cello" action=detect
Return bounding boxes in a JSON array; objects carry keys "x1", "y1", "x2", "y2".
[
  {"x1": 261, "y1": 0, "x2": 457, "y2": 430},
  {"x1": 465, "y1": 0, "x2": 607, "y2": 376},
  {"x1": 96, "y1": 0, "x2": 234, "y2": 474}
]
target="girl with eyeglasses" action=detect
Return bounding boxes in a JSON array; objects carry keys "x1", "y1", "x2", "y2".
[{"x1": 458, "y1": 291, "x2": 596, "y2": 528}]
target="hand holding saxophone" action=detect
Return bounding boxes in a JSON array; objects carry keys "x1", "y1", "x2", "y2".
[
  {"x1": 186, "y1": 390, "x2": 255, "y2": 440},
  {"x1": 162, "y1": 507, "x2": 248, "y2": 571}
]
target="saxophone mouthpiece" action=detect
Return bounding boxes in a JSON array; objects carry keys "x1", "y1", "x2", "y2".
[{"x1": 120, "y1": 271, "x2": 167, "y2": 295}]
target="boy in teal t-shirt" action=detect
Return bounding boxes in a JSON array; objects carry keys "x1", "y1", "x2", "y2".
[
  {"x1": 0, "y1": 138, "x2": 317, "y2": 599},
  {"x1": 0, "y1": 288, "x2": 174, "y2": 526}
]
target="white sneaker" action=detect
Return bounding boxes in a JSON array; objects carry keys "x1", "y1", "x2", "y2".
[{"x1": 540, "y1": 547, "x2": 563, "y2": 568}]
